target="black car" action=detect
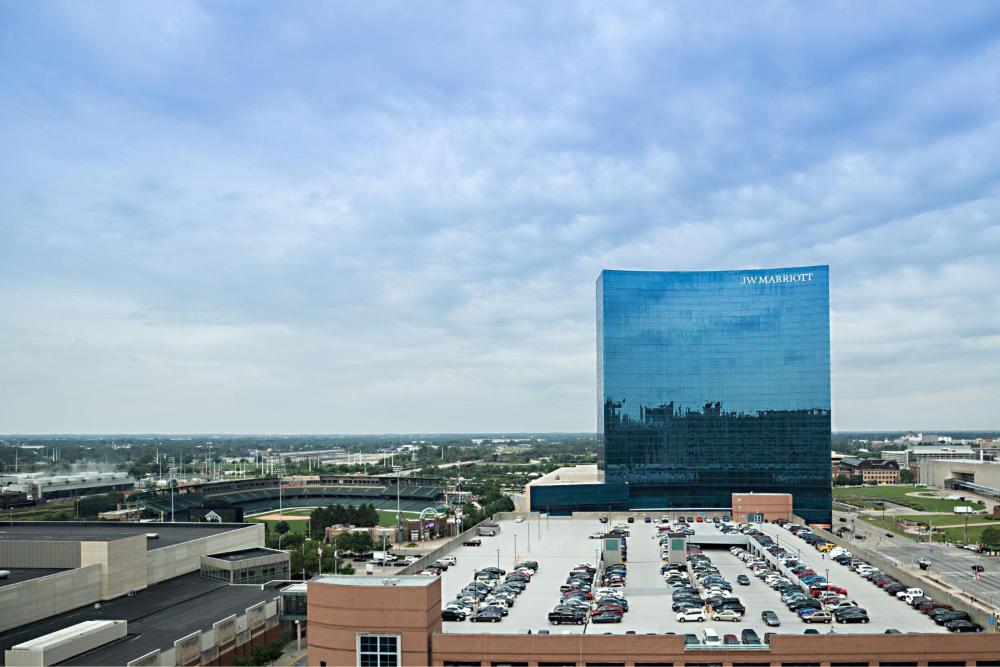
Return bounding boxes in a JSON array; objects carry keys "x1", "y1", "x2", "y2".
[
  {"x1": 946, "y1": 620, "x2": 983, "y2": 633},
  {"x1": 741, "y1": 628, "x2": 761, "y2": 645},
  {"x1": 835, "y1": 609, "x2": 869, "y2": 624},
  {"x1": 932, "y1": 610, "x2": 971, "y2": 625},
  {"x1": 737, "y1": 575, "x2": 751, "y2": 586},
  {"x1": 644, "y1": 516, "x2": 652, "y2": 523},
  {"x1": 763, "y1": 632, "x2": 775, "y2": 644},
  {"x1": 470, "y1": 608, "x2": 503, "y2": 623},
  {"x1": 441, "y1": 609, "x2": 466, "y2": 621},
  {"x1": 761, "y1": 610, "x2": 780, "y2": 627},
  {"x1": 599, "y1": 516, "x2": 608, "y2": 523},
  {"x1": 514, "y1": 560, "x2": 539, "y2": 571},
  {"x1": 597, "y1": 597, "x2": 629, "y2": 611},
  {"x1": 591, "y1": 611, "x2": 623, "y2": 624},
  {"x1": 548, "y1": 609, "x2": 586, "y2": 625}
]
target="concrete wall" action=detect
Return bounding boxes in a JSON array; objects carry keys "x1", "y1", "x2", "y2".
[
  {"x1": 431, "y1": 631, "x2": 1000, "y2": 666},
  {"x1": 0, "y1": 565, "x2": 102, "y2": 632},
  {"x1": 0, "y1": 540, "x2": 81, "y2": 568},
  {"x1": 396, "y1": 520, "x2": 489, "y2": 576},
  {"x1": 146, "y1": 524, "x2": 264, "y2": 585},
  {"x1": 80, "y1": 535, "x2": 149, "y2": 599}
]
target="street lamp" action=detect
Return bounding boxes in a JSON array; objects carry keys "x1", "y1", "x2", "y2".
[
  {"x1": 496, "y1": 549, "x2": 500, "y2": 571},
  {"x1": 393, "y1": 466, "x2": 403, "y2": 544}
]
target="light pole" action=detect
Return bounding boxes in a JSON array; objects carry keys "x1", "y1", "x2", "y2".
[
  {"x1": 496, "y1": 549, "x2": 500, "y2": 571},
  {"x1": 393, "y1": 466, "x2": 403, "y2": 545},
  {"x1": 514, "y1": 535, "x2": 517, "y2": 562}
]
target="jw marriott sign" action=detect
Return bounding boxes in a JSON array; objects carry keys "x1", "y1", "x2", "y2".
[{"x1": 741, "y1": 272, "x2": 815, "y2": 285}]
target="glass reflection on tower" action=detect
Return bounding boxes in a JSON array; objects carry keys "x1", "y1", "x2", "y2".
[{"x1": 598, "y1": 266, "x2": 831, "y2": 524}]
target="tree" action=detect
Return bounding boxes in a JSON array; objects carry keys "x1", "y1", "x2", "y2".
[
  {"x1": 833, "y1": 474, "x2": 850, "y2": 486},
  {"x1": 899, "y1": 469, "x2": 915, "y2": 484},
  {"x1": 980, "y1": 527, "x2": 1000, "y2": 547},
  {"x1": 275, "y1": 521, "x2": 290, "y2": 535}
]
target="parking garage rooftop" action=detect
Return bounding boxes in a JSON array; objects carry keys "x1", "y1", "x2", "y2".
[{"x1": 432, "y1": 516, "x2": 951, "y2": 638}]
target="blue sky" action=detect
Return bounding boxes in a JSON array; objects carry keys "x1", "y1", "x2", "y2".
[{"x1": 2, "y1": 2, "x2": 999, "y2": 433}]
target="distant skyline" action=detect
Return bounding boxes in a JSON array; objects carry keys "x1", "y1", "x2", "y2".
[{"x1": 2, "y1": 2, "x2": 1000, "y2": 433}]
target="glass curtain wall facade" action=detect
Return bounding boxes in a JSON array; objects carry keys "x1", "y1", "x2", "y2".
[{"x1": 598, "y1": 266, "x2": 831, "y2": 524}]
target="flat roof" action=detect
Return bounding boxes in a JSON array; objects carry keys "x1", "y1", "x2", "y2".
[
  {"x1": 527, "y1": 465, "x2": 602, "y2": 486},
  {"x1": 207, "y1": 547, "x2": 284, "y2": 562},
  {"x1": 0, "y1": 568, "x2": 67, "y2": 588},
  {"x1": 434, "y1": 517, "x2": 950, "y2": 637},
  {"x1": 0, "y1": 573, "x2": 277, "y2": 667},
  {"x1": 313, "y1": 574, "x2": 437, "y2": 588},
  {"x1": 0, "y1": 522, "x2": 252, "y2": 550}
]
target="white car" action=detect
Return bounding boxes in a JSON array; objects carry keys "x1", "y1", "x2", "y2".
[
  {"x1": 440, "y1": 556, "x2": 457, "y2": 566},
  {"x1": 514, "y1": 517, "x2": 525, "y2": 523},
  {"x1": 676, "y1": 609, "x2": 707, "y2": 622},
  {"x1": 590, "y1": 531, "x2": 606, "y2": 539}
]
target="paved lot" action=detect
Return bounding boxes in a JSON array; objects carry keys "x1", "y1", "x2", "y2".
[
  {"x1": 840, "y1": 509, "x2": 1000, "y2": 608},
  {"x1": 437, "y1": 516, "x2": 953, "y2": 638},
  {"x1": 756, "y1": 523, "x2": 947, "y2": 635},
  {"x1": 439, "y1": 516, "x2": 602, "y2": 634}
]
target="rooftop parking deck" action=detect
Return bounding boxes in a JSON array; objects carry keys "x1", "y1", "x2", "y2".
[{"x1": 434, "y1": 516, "x2": 951, "y2": 640}]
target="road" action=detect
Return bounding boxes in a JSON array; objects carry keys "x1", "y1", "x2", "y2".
[{"x1": 838, "y1": 509, "x2": 1000, "y2": 608}]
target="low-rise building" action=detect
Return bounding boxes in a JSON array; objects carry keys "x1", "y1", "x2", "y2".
[{"x1": 839, "y1": 457, "x2": 900, "y2": 484}]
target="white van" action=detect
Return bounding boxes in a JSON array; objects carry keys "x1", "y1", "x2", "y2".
[{"x1": 701, "y1": 628, "x2": 721, "y2": 645}]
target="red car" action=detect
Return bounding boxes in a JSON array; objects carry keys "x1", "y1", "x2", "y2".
[
  {"x1": 810, "y1": 584, "x2": 847, "y2": 597},
  {"x1": 595, "y1": 604, "x2": 624, "y2": 616},
  {"x1": 920, "y1": 601, "x2": 953, "y2": 614},
  {"x1": 723, "y1": 633, "x2": 739, "y2": 645},
  {"x1": 796, "y1": 569, "x2": 817, "y2": 579}
]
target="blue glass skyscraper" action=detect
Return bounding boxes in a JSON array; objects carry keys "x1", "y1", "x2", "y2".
[{"x1": 598, "y1": 266, "x2": 831, "y2": 524}]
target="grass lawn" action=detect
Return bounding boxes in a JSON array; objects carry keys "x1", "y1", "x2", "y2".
[
  {"x1": 834, "y1": 485, "x2": 986, "y2": 512},
  {"x1": 246, "y1": 508, "x2": 423, "y2": 532},
  {"x1": 880, "y1": 513, "x2": 1000, "y2": 528},
  {"x1": 247, "y1": 517, "x2": 311, "y2": 534}
]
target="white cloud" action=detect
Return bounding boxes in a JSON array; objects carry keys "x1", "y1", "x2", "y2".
[{"x1": 1, "y1": 2, "x2": 999, "y2": 431}]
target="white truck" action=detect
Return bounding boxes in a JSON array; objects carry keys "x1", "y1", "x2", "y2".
[
  {"x1": 372, "y1": 551, "x2": 397, "y2": 565},
  {"x1": 953, "y1": 506, "x2": 975, "y2": 514}
]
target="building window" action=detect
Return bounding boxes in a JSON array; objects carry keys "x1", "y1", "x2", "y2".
[{"x1": 358, "y1": 634, "x2": 399, "y2": 667}]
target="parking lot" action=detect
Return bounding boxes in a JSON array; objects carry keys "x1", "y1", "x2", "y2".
[{"x1": 434, "y1": 516, "x2": 952, "y2": 638}]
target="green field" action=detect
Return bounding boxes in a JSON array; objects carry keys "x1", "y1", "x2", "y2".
[
  {"x1": 834, "y1": 485, "x2": 986, "y2": 512},
  {"x1": 881, "y1": 513, "x2": 1000, "y2": 528},
  {"x1": 246, "y1": 508, "x2": 422, "y2": 534}
]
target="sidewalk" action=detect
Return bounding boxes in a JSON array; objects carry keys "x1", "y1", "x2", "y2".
[{"x1": 274, "y1": 639, "x2": 309, "y2": 666}]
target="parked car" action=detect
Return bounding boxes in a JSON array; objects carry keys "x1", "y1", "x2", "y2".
[
  {"x1": 803, "y1": 610, "x2": 833, "y2": 624},
  {"x1": 761, "y1": 610, "x2": 781, "y2": 627},
  {"x1": 711, "y1": 609, "x2": 743, "y2": 622},
  {"x1": 945, "y1": 620, "x2": 983, "y2": 633},
  {"x1": 462, "y1": 538, "x2": 482, "y2": 547},
  {"x1": 736, "y1": 575, "x2": 751, "y2": 586},
  {"x1": 470, "y1": 608, "x2": 503, "y2": 623},
  {"x1": 741, "y1": 628, "x2": 761, "y2": 645},
  {"x1": 591, "y1": 611, "x2": 623, "y2": 624},
  {"x1": 676, "y1": 609, "x2": 707, "y2": 623},
  {"x1": 441, "y1": 609, "x2": 467, "y2": 621},
  {"x1": 547, "y1": 609, "x2": 586, "y2": 625}
]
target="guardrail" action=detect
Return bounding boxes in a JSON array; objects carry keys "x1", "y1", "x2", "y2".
[{"x1": 395, "y1": 518, "x2": 491, "y2": 575}]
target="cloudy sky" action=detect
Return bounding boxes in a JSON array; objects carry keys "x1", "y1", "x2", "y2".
[{"x1": 2, "y1": 2, "x2": 999, "y2": 434}]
